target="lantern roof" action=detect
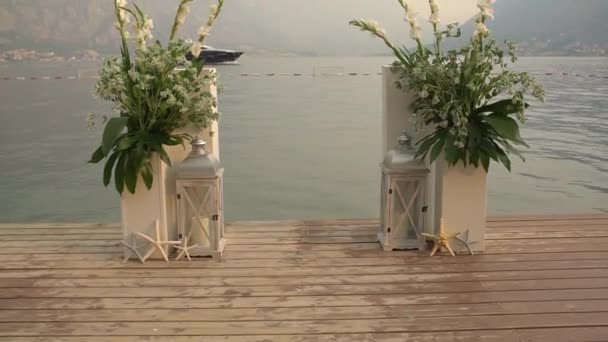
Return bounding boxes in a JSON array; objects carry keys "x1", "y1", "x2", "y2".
[
  {"x1": 176, "y1": 137, "x2": 221, "y2": 179},
  {"x1": 382, "y1": 132, "x2": 429, "y2": 173}
]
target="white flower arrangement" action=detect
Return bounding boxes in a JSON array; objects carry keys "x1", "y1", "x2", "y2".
[
  {"x1": 89, "y1": 0, "x2": 226, "y2": 194},
  {"x1": 351, "y1": 0, "x2": 545, "y2": 172}
]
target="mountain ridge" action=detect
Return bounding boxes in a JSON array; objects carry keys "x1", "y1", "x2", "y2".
[
  {"x1": 0, "y1": 0, "x2": 606, "y2": 57},
  {"x1": 457, "y1": 0, "x2": 608, "y2": 56}
]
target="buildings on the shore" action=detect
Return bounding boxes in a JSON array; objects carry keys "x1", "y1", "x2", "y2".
[
  {"x1": 0, "y1": 49, "x2": 100, "y2": 63},
  {"x1": 0, "y1": 41, "x2": 606, "y2": 64}
]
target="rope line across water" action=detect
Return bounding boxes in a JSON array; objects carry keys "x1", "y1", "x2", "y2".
[{"x1": 1, "y1": 72, "x2": 607, "y2": 81}]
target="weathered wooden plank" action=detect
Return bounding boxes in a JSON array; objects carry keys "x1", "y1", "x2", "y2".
[
  {"x1": 0, "y1": 224, "x2": 120, "y2": 230},
  {"x1": 226, "y1": 242, "x2": 608, "y2": 254},
  {"x1": 1, "y1": 289, "x2": 607, "y2": 310},
  {"x1": 487, "y1": 214, "x2": 608, "y2": 222},
  {"x1": 0, "y1": 254, "x2": 121, "y2": 262},
  {"x1": 3, "y1": 251, "x2": 608, "y2": 269},
  {"x1": 486, "y1": 237, "x2": 608, "y2": 247},
  {"x1": 0, "y1": 244, "x2": 389, "y2": 255},
  {"x1": 226, "y1": 225, "x2": 380, "y2": 233},
  {"x1": 0, "y1": 228, "x2": 121, "y2": 236},
  {"x1": 517, "y1": 327, "x2": 608, "y2": 342},
  {"x1": 227, "y1": 219, "x2": 379, "y2": 227},
  {"x1": 1, "y1": 259, "x2": 607, "y2": 275},
  {"x1": 0, "y1": 241, "x2": 119, "y2": 248},
  {"x1": 0, "y1": 247, "x2": 121, "y2": 255},
  {"x1": 2, "y1": 312, "x2": 608, "y2": 336},
  {"x1": 225, "y1": 243, "x2": 381, "y2": 252},
  {"x1": 486, "y1": 244, "x2": 608, "y2": 254},
  {"x1": 2, "y1": 215, "x2": 604, "y2": 226},
  {"x1": 2, "y1": 216, "x2": 605, "y2": 230},
  {"x1": 3, "y1": 300, "x2": 608, "y2": 323},
  {"x1": 0, "y1": 234, "x2": 122, "y2": 241},
  {"x1": 2, "y1": 278, "x2": 607, "y2": 299},
  {"x1": 4, "y1": 251, "x2": 608, "y2": 266},
  {"x1": 487, "y1": 218, "x2": 608, "y2": 228},
  {"x1": 3, "y1": 248, "x2": 608, "y2": 264},
  {"x1": 222, "y1": 250, "x2": 608, "y2": 261},
  {"x1": 0, "y1": 303, "x2": 504, "y2": 322},
  {"x1": 486, "y1": 231, "x2": 608, "y2": 239},
  {"x1": 227, "y1": 236, "x2": 379, "y2": 245},
  {"x1": 225, "y1": 229, "x2": 378, "y2": 238},
  {"x1": 487, "y1": 225, "x2": 608, "y2": 233},
  {"x1": 1, "y1": 268, "x2": 607, "y2": 288},
  {"x1": 226, "y1": 239, "x2": 608, "y2": 253},
  {"x1": 0, "y1": 331, "x2": 523, "y2": 342}
]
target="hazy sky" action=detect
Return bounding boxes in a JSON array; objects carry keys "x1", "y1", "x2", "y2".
[{"x1": 408, "y1": 0, "x2": 479, "y2": 22}]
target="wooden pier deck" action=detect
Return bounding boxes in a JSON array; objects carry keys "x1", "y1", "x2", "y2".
[{"x1": 1, "y1": 215, "x2": 608, "y2": 341}]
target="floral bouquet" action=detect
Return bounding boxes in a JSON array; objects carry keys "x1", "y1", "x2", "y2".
[
  {"x1": 89, "y1": 0, "x2": 225, "y2": 194},
  {"x1": 351, "y1": 0, "x2": 544, "y2": 171}
]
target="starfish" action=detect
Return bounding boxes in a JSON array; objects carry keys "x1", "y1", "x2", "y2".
[
  {"x1": 174, "y1": 236, "x2": 199, "y2": 262},
  {"x1": 455, "y1": 229, "x2": 481, "y2": 256},
  {"x1": 136, "y1": 220, "x2": 181, "y2": 262},
  {"x1": 422, "y1": 219, "x2": 460, "y2": 257},
  {"x1": 120, "y1": 233, "x2": 145, "y2": 264}
]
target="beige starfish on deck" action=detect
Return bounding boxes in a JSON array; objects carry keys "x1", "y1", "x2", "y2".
[
  {"x1": 422, "y1": 219, "x2": 460, "y2": 257},
  {"x1": 174, "y1": 236, "x2": 199, "y2": 262},
  {"x1": 136, "y1": 220, "x2": 181, "y2": 262}
]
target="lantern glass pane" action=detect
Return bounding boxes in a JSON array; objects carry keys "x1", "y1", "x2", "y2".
[
  {"x1": 393, "y1": 179, "x2": 422, "y2": 240},
  {"x1": 218, "y1": 178, "x2": 224, "y2": 240},
  {"x1": 183, "y1": 185, "x2": 214, "y2": 248},
  {"x1": 380, "y1": 174, "x2": 388, "y2": 231}
]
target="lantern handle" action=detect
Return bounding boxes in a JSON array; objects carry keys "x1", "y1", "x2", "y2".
[
  {"x1": 190, "y1": 137, "x2": 208, "y2": 154},
  {"x1": 398, "y1": 132, "x2": 413, "y2": 150}
]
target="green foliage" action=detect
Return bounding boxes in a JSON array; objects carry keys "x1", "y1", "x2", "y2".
[
  {"x1": 351, "y1": 0, "x2": 545, "y2": 172},
  {"x1": 402, "y1": 36, "x2": 544, "y2": 172},
  {"x1": 89, "y1": 0, "x2": 224, "y2": 194}
]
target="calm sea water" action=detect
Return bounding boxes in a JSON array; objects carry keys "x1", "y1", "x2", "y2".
[{"x1": 0, "y1": 56, "x2": 607, "y2": 223}]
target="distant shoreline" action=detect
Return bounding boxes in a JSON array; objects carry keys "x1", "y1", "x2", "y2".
[{"x1": 1, "y1": 50, "x2": 607, "y2": 65}]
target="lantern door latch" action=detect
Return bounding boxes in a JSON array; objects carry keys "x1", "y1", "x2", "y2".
[{"x1": 422, "y1": 205, "x2": 428, "y2": 213}]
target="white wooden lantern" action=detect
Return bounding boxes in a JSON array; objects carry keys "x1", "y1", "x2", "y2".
[
  {"x1": 176, "y1": 137, "x2": 225, "y2": 259},
  {"x1": 379, "y1": 132, "x2": 430, "y2": 251}
]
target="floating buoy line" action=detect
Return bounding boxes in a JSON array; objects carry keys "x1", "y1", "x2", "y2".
[{"x1": 1, "y1": 72, "x2": 607, "y2": 81}]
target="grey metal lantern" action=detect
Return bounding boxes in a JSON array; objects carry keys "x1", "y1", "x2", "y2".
[
  {"x1": 379, "y1": 132, "x2": 430, "y2": 251},
  {"x1": 176, "y1": 137, "x2": 225, "y2": 258}
]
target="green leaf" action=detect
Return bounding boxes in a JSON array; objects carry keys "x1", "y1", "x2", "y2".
[
  {"x1": 124, "y1": 152, "x2": 139, "y2": 195},
  {"x1": 116, "y1": 135, "x2": 137, "y2": 151},
  {"x1": 415, "y1": 132, "x2": 439, "y2": 160},
  {"x1": 102, "y1": 117, "x2": 128, "y2": 154},
  {"x1": 89, "y1": 146, "x2": 105, "y2": 164},
  {"x1": 496, "y1": 148, "x2": 512, "y2": 172},
  {"x1": 503, "y1": 141, "x2": 526, "y2": 162},
  {"x1": 103, "y1": 152, "x2": 120, "y2": 187},
  {"x1": 469, "y1": 152, "x2": 480, "y2": 168},
  {"x1": 484, "y1": 142, "x2": 499, "y2": 162},
  {"x1": 475, "y1": 99, "x2": 529, "y2": 116},
  {"x1": 480, "y1": 154, "x2": 490, "y2": 172},
  {"x1": 133, "y1": 3, "x2": 146, "y2": 22},
  {"x1": 429, "y1": 137, "x2": 445, "y2": 163},
  {"x1": 443, "y1": 136, "x2": 460, "y2": 166},
  {"x1": 485, "y1": 115, "x2": 529, "y2": 147},
  {"x1": 158, "y1": 148, "x2": 172, "y2": 167},
  {"x1": 114, "y1": 153, "x2": 127, "y2": 194},
  {"x1": 142, "y1": 162, "x2": 154, "y2": 190},
  {"x1": 165, "y1": 136, "x2": 184, "y2": 146}
]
